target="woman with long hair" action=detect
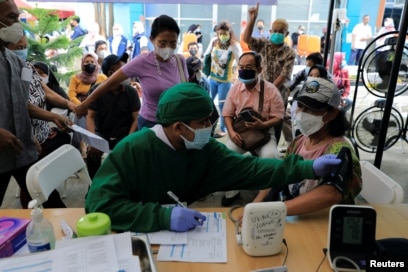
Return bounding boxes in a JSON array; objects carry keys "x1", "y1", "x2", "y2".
[
  {"x1": 33, "y1": 62, "x2": 70, "y2": 111},
  {"x1": 204, "y1": 21, "x2": 242, "y2": 137}
]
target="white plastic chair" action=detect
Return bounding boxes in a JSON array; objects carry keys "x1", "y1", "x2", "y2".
[
  {"x1": 359, "y1": 160, "x2": 404, "y2": 204},
  {"x1": 26, "y1": 144, "x2": 92, "y2": 206}
]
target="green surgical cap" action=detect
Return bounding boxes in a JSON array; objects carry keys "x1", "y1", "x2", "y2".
[{"x1": 156, "y1": 82, "x2": 213, "y2": 124}]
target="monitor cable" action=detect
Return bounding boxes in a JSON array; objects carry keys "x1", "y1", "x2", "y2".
[{"x1": 315, "y1": 248, "x2": 327, "y2": 272}]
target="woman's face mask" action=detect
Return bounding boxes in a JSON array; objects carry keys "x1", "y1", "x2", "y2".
[
  {"x1": 295, "y1": 111, "x2": 327, "y2": 136},
  {"x1": 155, "y1": 46, "x2": 175, "y2": 61},
  {"x1": 41, "y1": 76, "x2": 49, "y2": 84},
  {"x1": 84, "y1": 63, "x2": 96, "y2": 74},
  {"x1": 219, "y1": 34, "x2": 230, "y2": 44},
  {"x1": 180, "y1": 123, "x2": 212, "y2": 150}
]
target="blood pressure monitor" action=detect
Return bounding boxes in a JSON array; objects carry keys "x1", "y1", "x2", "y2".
[
  {"x1": 241, "y1": 202, "x2": 286, "y2": 256},
  {"x1": 327, "y1": 205, "x2": 377, "y2": 271}
]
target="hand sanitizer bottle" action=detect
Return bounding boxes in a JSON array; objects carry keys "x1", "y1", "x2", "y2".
[{"x1": 26, "y1": 199, "x2": 56, "y2": 253}]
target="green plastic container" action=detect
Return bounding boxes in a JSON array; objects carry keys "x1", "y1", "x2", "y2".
[{"x1": 76, "y1": 212, "x2": 111, "y2": 237}]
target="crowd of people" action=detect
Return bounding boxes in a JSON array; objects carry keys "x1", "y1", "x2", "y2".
[{"x1": 5, "y1": 0, "x2": 401, "y2": 234}]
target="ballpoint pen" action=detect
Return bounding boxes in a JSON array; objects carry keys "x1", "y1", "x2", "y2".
[
  {"x1": 167, "y1": 191, "x2": 186, "y2": 208},
  {"x1": 167, "y1": 191, "x2": 203, "y2": 224}
]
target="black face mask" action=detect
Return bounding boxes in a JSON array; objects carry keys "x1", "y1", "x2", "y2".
[
  {"x1": 189, "y1": 49, "x2": 197, "y2": 56},
  {"x1": 238, "y1": 69, "x2": 256, "y2": 80},
  {"x1": 70, "y1": 23, "x2": 75, "y2": 28},
  {"x1": 84, "y1": 64, "x2": 96, "y2": 74},
  {"x1": 257, "y1": 26, "x2": 264, "y2": 31}
]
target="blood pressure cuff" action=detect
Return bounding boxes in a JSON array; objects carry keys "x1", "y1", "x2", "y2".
[
  {"x1": 376, "y1": 238, "x2": 408, "y2": 256},
  {"x1": 320, "y1": 147, "x2": 353, "y2": 194}
]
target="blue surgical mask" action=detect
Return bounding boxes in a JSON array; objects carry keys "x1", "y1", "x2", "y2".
[
  {"x1": 270, "y1": 33, "x2": 285, "y2": 45},
  {"x1": 238, "y1": 69, "x2": 257, "y2": 84},
  {"x1": 181, "y1": 123, "x2": 212, "y2": 150},
  {"x1": 13, "y1": 48, "x2": 28, "y2": 61}
]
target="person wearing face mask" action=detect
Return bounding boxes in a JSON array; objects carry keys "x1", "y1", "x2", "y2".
[
  {"x1": 94, "y1": 40, "x2": 110, "y2": 68},
  {"x1": 291, "y1": 25, "x2": 305, "y2": 64},
  {"x1": 330, "y1": 52, "x2": 351, "y2": 112},
  {"x1": 33, "y1": 61, "x2": 70, "y2": 111},
  {"x1": 68, "y1": 53, "x2": 107, "y2": 105},
  {"x1": 291, "y1": 63, "x2": 332, "y2": 139},
  {"x1": 375, "y1": 17, "x2": 396, "y2": 90},
  {"x1": 130, "y1": 21, "x2": 149, "y2": 59},
  {"x1": 79, "y1": 22, "x2": 106, "y2": 54},
  {"x1": 221, "y1": 51, "x2": 284, "y2": 206},
  {"x1": 243, "y1": 4, "x2": 296, "y2": 150},
  {"x1": 188, "y1": 24, "x2": 203, "y2": 57},
  {"x1": 86, "y1": 53, "x2": 140, "y2": 179},
  {"x1": 85, "y1": 82, "x2": 342, "y2": 233},
  {"x1": 107, "y1": 24, "x2": 128, "y2": 57},
  {"x1": 252, "y1": 19, "x2": 269, "y2": 39},
  {"x1": 243, "y1": 4, "x2": 295, "y2": 105},
  {"x1": 75, "y1": 15, "x2": 189, "y2": 131},
  {"x1": 187, "y1": 41, "x2": 199, "y2": 58},
  {"x1": 259, "y1": 77, "x2": 362, "y2": 216},
  {"x1": 70, "y1": 16, "x2": 86, "y2": 40},
  {"x1": 203, "y1": 21, "x2": 242, "y2": 138},
  {"x1": 289, "y1": 52, "x2": 326, "y2": 93},
  {"x1": 0, "y1": 0, "x2": 67, "y2": 209},
  {"x1": 6, "y1": 34, "x2": 75, "y2": 208},
  {"x1": 68, "y1": 53, "x2": 107, "y2": 157}
]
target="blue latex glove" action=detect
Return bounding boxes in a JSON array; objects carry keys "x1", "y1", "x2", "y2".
[
  {"x1": 170, "y1": 207, "x2": 206, "y2": 232},
  {"x1": 312, "y1": 154, "x2": 342, "y2": 177}
]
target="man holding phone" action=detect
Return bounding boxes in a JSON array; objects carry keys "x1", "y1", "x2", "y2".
[{"x1": 221, "y1": 51, "x2": 285, "y2": 206}]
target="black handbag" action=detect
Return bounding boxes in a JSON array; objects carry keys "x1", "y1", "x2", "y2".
[{"x1": 232, "y1": 80, "x2": 271, "y2": 151}]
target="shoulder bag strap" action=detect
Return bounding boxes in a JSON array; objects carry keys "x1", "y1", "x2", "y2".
[
  {"x1": 258, "y1": 79, "x2": 264, "y2": 113},
  {"x1": 175, "y1": 54, "x2": 187, "y2": 82}
]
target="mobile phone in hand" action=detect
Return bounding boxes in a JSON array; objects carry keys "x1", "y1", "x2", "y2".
[{"x1": 241, "y1": 110, "x2": 255, "y2": 122}]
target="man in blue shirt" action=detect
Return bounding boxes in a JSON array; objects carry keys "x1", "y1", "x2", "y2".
[
  {"x1": 252, "y1": 19, "x2": 269, "y2": 39},
  {"x1": 70, "y1": 16, "x2": 86, "y2": 40}
]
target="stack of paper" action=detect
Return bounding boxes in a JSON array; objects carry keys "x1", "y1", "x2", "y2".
[
  {"x1": 0, "y1": 232, "x2": 140, "y2": 272},
  {"x1": 156, "y1": 212, "x2": 227, "y2": 263}
]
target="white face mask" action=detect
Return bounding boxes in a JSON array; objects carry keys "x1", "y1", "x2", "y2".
[
  {"x1": 41, "y1": 76, "x2": 49, "y2": 84},
  {"x1": 0, "y1": 21, "x2": 23, "y2": 44},
  {"x1": 155, "y1": 47, "x2": 175, "y2": 61},
  {"x1": 295, "y1": 111, "x2": 327, "y2": 136},
  {"x1": 97, "y1": 50, "x2": 109, "y2": 59},
  {"x1": 180, "y1": 123, "x2": 212, "y2": 150}
]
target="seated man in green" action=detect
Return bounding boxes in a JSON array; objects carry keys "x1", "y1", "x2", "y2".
[{"x1": 85, "y1": 82, "x2": 341, "y2": 233}]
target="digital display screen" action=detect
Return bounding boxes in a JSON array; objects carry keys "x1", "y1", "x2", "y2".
[{"x1": 342, "y1": 216, "x2": 363, "y2": 245}]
